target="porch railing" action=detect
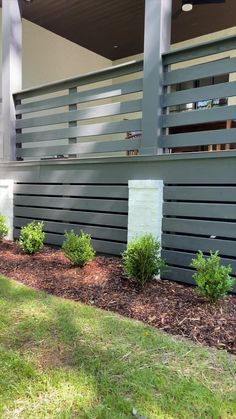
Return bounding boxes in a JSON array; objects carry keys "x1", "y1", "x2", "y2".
[
  {"x1": 13, "y1": 36, "x2": 236, "y2": 160},
  {"x1": 14, "y1": 60, "x2": 143, "y2": 160},
  {"x1": 161, "y1": 36, "x2": 236, "y2": 152}
]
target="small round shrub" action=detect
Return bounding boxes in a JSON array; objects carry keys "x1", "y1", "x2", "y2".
[
  {"x1": 191, "y1": 250, "x2": 234, "y2": 302},
  {"x1": 122, "y1": 234, "x2": 165, "y2": 287},
  {"x1": 18, "y1": 221, "x2": 45, "y2": 254},
  {"x1": 0, "y1": 215, "x2": 9, "y2": 241},
  {"x1": 62, "y1": 230, "x2": 95, "y2": 267}
]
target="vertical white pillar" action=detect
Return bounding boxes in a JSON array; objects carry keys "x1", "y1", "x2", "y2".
[
  {"x1": 0, "y1": 180, "x2": 14, "y2": 240},
  {"x1": 127, "y1": 180, "x2": 163, "y2": 243},
  {"x1": 1, "y1": 0, "x2": 22, "y2": 161},
  {"x1": 141, "y1": 0, "x2": 172, "y2": 155}
]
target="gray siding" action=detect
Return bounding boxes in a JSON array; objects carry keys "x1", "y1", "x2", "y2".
[
  {"x1": 0, "y1": 151, "x2": 234, "y2": 291},
  {"x1": 14, "y1": 182, "x2": 128, "y2": 255},
  {"x1": 162, "y1": 183, "x2": 236, "y2": 291}
]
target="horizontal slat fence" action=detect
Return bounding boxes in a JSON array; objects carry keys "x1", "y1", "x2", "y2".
[
  {"x1": 162, "y1": 184, "x2": 236, "y2": 290},
  {"x1": 14, "y1": 182, "x2": 128, "y2": 255},
  {"x1": 5, "y1": 145, "x2": 236, "y2": 292},
  {"x1": 14, "y1": 61, "x2": 143, "y2": 160},
  {"x1": 161, "y1": 36, "x2": 236, "y2": 152},
  {"x1": 13, "y1": 36, "x2": 236, "y2": 158}
]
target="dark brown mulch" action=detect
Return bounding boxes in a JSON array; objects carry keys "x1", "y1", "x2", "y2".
[{"x1": 0, "y1": 241, "x2": 235, "y2": 354}]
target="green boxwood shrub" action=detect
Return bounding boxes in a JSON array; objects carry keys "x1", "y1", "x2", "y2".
[
  {"x1": 122, "y1": 234, "x2": 165, "y2": 287},
  {"x1": 0, "y1": 215, "x2": 9, "y2": 241},
  {"x1": 62, "y1": 230, "x2": 95, "y2": 267},
  {"x1": 18, "y1": 221, "x2": 45, "y2": 254},
  {"x1": 191, "y1": 251, "x2": 234, "y2": 302}
]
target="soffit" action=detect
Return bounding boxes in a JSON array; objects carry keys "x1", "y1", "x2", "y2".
[{"x1": 0, "y1": 0, "x2": 235, "y2": 59}]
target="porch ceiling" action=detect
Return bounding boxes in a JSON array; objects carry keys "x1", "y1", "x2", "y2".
[{"x1": 1, "y1": 0, "x2": 235, "y2": 60}]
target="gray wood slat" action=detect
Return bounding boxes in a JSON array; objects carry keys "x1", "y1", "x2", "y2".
[
  {"x1": 162, "y1": 105, "x2": 236, "y2": 128},
  {"x1": 162, "y1": 249, "x2": 236, "y2": 273},
  {"x1": 164, "y1": 186, "x2": 236, "y2": 202},
  {"x1": 14, "y1": 217, "x2": 127, "y2": 242},
  {"x1": 16, "y1": 79, "x2": 143, "y2": 115},
  {"x1": 162, "y1": 218, "x2": 236, "y2": 238},
  {"x1": 14, "y1": 206, "x2": 127, "y2": 228},
  {"x1": 16, "y1": 138, "x2": 140, "y2": 158},
  {"x1": 163, "y1": 81, "x2": 236, "y2": 107},
  {"x1": 16, "y1": 120, "x2": 141, "y2": 143},
  {"x1": 161, "y1": 266, "x2": 195, "y2": 285},
  {"x1": 163, "y1": 57, "x2": 236, "y2": 86},
  {"x1": 160, "y1": 128, "x2": 236, "y2": 148},
  {"x1": 14, "y1": 60, "x2": 143, "y2": 100},
  {"x1": 16, "y1": 99, "x2": 143, "y2": 129},
  {"x1": 14, "y1": 184, "x2": 128, "y2": 199},
  {"x1": 14, "y1": 195, "x2": 128, "y2": 213},
  {"x1": 162, "y1": 234, "x2": 236, "y2": 257},
  {"x1": 162, "y1": 262, "x2": 236, "y2": 292},
  {"x1": 162, "y1": 36, "x2": 236, "y2": 65},
  {"x1": 14, "y1": 229, "x2": 126, "y2": 255},
  {"x1": 163, "y1": 202, "x2": 236, "y2": 220}
]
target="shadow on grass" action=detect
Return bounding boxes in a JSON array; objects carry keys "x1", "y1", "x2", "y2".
[{"x1": 0, "y1": 276, "x2": 235, "y2": 418}]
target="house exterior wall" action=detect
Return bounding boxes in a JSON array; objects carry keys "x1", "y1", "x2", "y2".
[
  {"x1": 112, "y1": 26, "x2": 236, "y2": 66},
  {"x1": 0, "y1": 8, "x2": 111, "y2": 94},
  {"x1": 171, "y1": 26, "x2": 236, "y2": 50},
  {"x1": 0, "y1": 9, "x2": 112, "y2": 158}
]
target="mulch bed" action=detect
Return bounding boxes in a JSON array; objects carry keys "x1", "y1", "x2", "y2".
[{"x1": 0, "y1": 241, "x2": 235, "y2": 355}]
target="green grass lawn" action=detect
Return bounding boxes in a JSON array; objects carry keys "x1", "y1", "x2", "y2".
[{"x1": 0, "y1": 276, "x2": 235, "y2": 419}]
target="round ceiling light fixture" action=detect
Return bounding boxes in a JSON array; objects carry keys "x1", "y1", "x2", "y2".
[{"x1": 182, "y1": 1, "x2": 193, "y2": 11}]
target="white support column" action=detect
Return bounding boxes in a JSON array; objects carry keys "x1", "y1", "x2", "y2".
[
  {"x1": 1, "y1": 0, "x2": 22, "y2": 161},
  {"x1": 127, "y1": 180, "x2": 163, "y2": 243},
  {"x1": 0, "y1": 180, "x2": 14, "y2": 240},
  {"x1": 141, "y1": 0, "x2": 172, "y2": 155}
]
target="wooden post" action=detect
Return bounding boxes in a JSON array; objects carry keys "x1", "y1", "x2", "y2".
[
  {"x1": 68, "y1": 87, "x2": 78, "y2": 158},
  {"x1": 141, "y1": 0, "x2": 172, "y2": 155},
  {"x1": 1, "y1": 0, "x2": 22, "y2": 161},
  {"x1": 225, "y1": 120, "x2": 232, "y2": 151}
]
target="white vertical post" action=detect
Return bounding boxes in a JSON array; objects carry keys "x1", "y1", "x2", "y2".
[
  {"x1": 127, "y1": 180, "x2": 163, "y2": 244},
  {"x1": 141, "y1": 0, "x2": 172, "y2": 155},
  {"x1": 0, "y1": 180, "x2": 14, "y2": 240},
  {"x1": 1, "y1": 0, "x2": 22, "y2": 161}
]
